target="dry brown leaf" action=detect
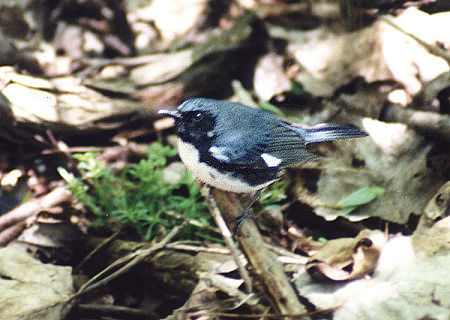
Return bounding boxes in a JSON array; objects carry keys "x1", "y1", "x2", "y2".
[
  {"x1": 424, "y1": 181, "x2": 450, "y2": 222},
  {"x1": 284, "y1": 8, "x2": 450, "y2": 97},
  {"x1": 313, "y1": 118, "x2": 445, "y2": 224},
  {"x1": 413, "y1": 215, "x2": 450, "y2": 256},
  {"x1": 0, "y1": 66, "x2": 146, "y2": 132},
  {"x1": 307, "y1": 229, "x2": 386, "y2": 281},
  {"x1": 126, "y1": 0, "x2": 208, "y2": 49},
  {"x1": 0, "y1": 247, "x2": 73, "y2": 320},
  {"x1": 253, "y1": 52, "x2": 291, "y2": 101},
  {"x1": 296, "y1": 234, "x2": 450, "y2": 320}
]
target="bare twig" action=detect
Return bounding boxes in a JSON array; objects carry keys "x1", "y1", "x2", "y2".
[
  {"x1": 72, "y1": 222, "x2": 187, "y2": 298},
  {"x1": 381, "y1": 103, "x2": 450, "y2": 141},
  {"x1": 166, "y1": 242, "x2": 230, "y2": 255},
  {"x1": 0, "y1": 187, "x2": 72, "y2": 229},
  {"x1": 0, "y1": 221, "x2": 27, "y2": 247},
  {"x1": 199, "y1": 183, "x2": 252, "y2": 292},
  {"x1": 0, "y1": 187, "x2": 73, "y2": 246},
  {"x1": 208, "y1": 187, "x2": 308, "y2": 316},
  {"x1": 76, "y1": 304, "x2": 159, "y2": 320},
  {"x1": 73, "y1": 231, "x2": 121, "y2": 274}
]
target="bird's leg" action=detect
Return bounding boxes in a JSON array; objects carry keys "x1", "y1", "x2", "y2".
[{"x1": 234, "y1": 190, "x2": 262, "y2": 230}]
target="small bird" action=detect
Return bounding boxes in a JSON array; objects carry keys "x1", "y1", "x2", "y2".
[{"x1": 159, "y1": 98, "x2": 367, "y2": 194}]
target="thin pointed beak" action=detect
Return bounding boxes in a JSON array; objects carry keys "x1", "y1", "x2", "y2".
[{"x1": 158, "y1": 109, "x2": 181, "y2": 119}]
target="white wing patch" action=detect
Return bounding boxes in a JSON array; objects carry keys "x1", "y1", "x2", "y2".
[
  {"x1": 209, "y1": 146, "x2": 230, "y2": 162},
  {"x1": 261, "y1": 153, "x2": 282, "y2": 167}
]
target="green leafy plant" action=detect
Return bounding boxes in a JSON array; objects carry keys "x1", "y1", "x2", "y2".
[
  {"x1": 259, "y1": 101, "x2": 304, "y2": 123},
  {"x1": 58, "y1": 143, "x2": 211, "y2": 241},
  {"x1": 335, "y1": 185, "x2": 385, "y2": 215},
  {"x1": 260, "y1": 181, "x2": 287, "y2": 211},
  {"x1": 290, "y1": 82, "x2": 306, "y2": 95},
  {"x1": 259, "y1": 101, "x2": 285, "y2": 117}
]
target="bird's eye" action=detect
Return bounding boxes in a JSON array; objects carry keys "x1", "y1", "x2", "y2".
[{"x1": 193, "y1": 112, "x2": 203, "y2": 121}]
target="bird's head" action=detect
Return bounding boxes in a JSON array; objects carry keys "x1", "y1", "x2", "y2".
[{"x1": 159, "y1": 98, "x2": 219, "y2": 145}]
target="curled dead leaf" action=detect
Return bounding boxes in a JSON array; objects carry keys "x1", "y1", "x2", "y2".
[
  {"x1": 307, "y1": 229, "x2": 387, "y2": 281},
  {"x1": 424, "y1": 181, "x2": 450, "y2": 222}
]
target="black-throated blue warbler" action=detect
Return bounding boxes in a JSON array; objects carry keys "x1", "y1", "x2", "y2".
[{"x1": 159, "y1": 98, "x2": 367, "y2": 194}]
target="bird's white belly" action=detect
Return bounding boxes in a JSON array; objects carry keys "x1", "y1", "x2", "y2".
[{"x1": 177, "y1": 140, "x2": 272, "y2": 193}]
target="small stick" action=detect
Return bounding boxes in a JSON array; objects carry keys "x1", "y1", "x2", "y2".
[
  {"x1": 73, "y1": 222, "x2": 186, "y2": 298},
  {"x1": 0, "y1": 187, "x2": 72, "y2": 230},
  {"x1": 199, "y1": 183, "x2": 252, "y2": 292}
]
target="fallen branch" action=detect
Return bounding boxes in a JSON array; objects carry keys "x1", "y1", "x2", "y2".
[
  {"x1": 0, "y1": 187, "x2": 73, "y2": 246},
  {"x1": 209, "y1": 187, "x2": 308, "y2": 316},
  {"x1": 381, "y1": 103, "x2": 450, "y2": 141}
]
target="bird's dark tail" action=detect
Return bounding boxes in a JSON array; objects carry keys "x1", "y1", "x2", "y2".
[{"x1": 293, "y1": 123, "x2": 368, "y2": 144}]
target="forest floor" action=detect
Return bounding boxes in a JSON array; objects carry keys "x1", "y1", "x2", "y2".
[{"x1": 0, "y1": 1, "x2": 449, "y2": 319}]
